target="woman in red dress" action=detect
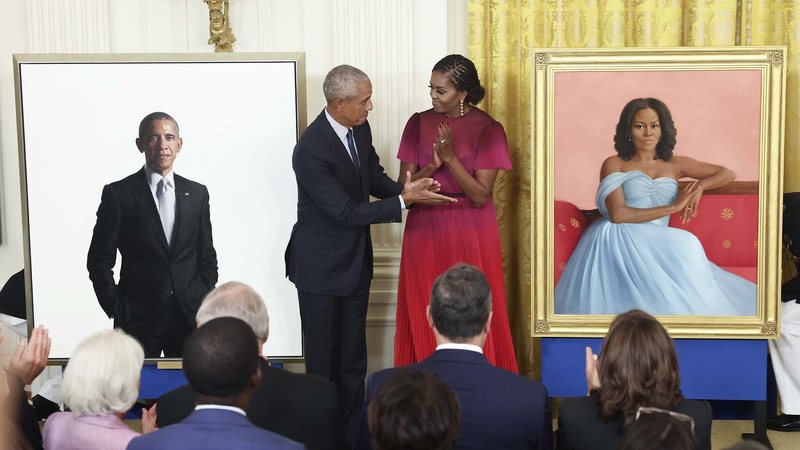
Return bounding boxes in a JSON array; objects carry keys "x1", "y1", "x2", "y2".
[{"x1": 395, "y1": 54, "x2": 518, "y2": 372}]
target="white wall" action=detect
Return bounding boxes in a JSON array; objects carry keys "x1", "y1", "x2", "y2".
[{"x1": 0, "y1": 0, "x2": 468, "y2": 376}]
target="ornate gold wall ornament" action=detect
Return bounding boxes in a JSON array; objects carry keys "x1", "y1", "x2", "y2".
[{"x1": 205, "y1": 0, "x2": 236, "y2": 52}]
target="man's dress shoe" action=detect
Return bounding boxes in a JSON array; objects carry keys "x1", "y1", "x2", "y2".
[{"x1": 767, "y1": 414, "x2": 800, "y2": 431}]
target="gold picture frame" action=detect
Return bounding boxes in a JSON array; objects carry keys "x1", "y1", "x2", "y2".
[{"x1": 531, "y1": 47, "x2": 786, "y2": 338}]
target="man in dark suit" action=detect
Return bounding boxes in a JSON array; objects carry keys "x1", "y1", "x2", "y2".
[
  {"x1": 128, "y1": 317, "x2": 302, "y2": 450},
  {"x1": 360, "y1": 264, "x2": 552, "y2": 450},
  {"x1": 156, "y1": 281, "x2": 341, "y2": 450},
  {"x1": 87, "y1": 112, "x2": 218, "y2": 357},
  {"x1": 285, "y1": 64, "x2": 454, "y2": 445}
]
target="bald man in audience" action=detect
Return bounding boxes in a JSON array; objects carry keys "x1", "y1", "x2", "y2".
[
  {"x1": 128, "y1": 317, "x2": 302, "y2": 450},
  {"x1": 360, "y1": 264, "x2": 552, "y2": 450},
  {"x1": 156, "y1": 281, "x2": 340, "y2": 450}
]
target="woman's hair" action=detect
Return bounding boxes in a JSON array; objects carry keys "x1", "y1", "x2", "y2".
[
  {"x1": 61, "y1": 329, "x2": 144, "y2": 416},
  {"x1": 617, "y1": 410, "x2": 698, "y2": 450},
  {"x1": 432, "y1": 54, "x2": 485, "y2": 105},
  {"x1": 613, "y1": 98, "x2": 677, "y2": 161},
  {"x1": 369, "y1": 369, "x2": 460, "y2": 450},
  {"x1": 595, "y1": 310, "x2": 683, "y2": 428}
]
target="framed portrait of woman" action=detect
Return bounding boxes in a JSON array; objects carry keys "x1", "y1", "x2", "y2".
[{"x1": 531, "y1": 47, "x2": 786, "y2": 338}]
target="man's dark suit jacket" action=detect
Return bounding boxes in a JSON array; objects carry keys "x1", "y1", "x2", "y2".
[
  {"x1": 128, "y1": 408, "x2": 303, "y2": 450},
  {"x1": 87, "y1": 169, "x2": 217, "y2": 341},
  {"x1": 156, "y1": 358, "x2": 339, "y2": 450},
  {"x1": 361, "y1": 349, "x2": 552, "y2": 450},
  {"x1": 285, "y1": 110, "x2": 403, "y2": 296},
  {"x1": 556, "y1": 395, "x2": 712, "y2": 450}
]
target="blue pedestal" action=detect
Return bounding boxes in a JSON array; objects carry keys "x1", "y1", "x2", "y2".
[
  {"x1": 542, "y1": 338, "x2": 767, "y2": 400},
  {"x1": 542, "y1": 338, "x2": 770, "y2": 446}
]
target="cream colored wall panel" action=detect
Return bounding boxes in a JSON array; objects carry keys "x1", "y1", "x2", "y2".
[
  {"x1": 0, "y1": 0, "x2": 29, "y2": 281},
  {"x1": 27, "y1": 0, "x2": 110, "y2": 52},
  {"x1": 108, "y1": 0, "x2": 146, "y2": 51}
]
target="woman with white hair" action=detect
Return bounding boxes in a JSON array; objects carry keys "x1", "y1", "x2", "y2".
[{"x1": 43, "y1": 329, "x2": 156, "y2": 450}]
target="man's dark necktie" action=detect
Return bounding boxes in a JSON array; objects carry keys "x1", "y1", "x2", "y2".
[{"x1": 346, "y1": 129, "x2": 360, "y2": 170}]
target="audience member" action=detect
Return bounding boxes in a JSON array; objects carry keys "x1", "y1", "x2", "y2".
[
  {"x1": 42, "y1": 329, "x2": 155, "y2": 450},
  {"x1": 127, "y1": 317, "x2": 302, "y2": 449},
  {"x1": 368, "y1": 369, "x2": 459, "y2": 450},
  {"x1": 0, "y1": 269, "x2": 61, "y2": 420},
  {"x1": 556, "y1": 310, "x2": 712, "y2": 450},
  {"x1": 156, "y1": 281, "x2": 339, "y2": 449},
  {"x1": 3, "y1": 325, "x2": 50, "y2": 450},
  {"x1": 360, "y1": 263, "x2": 551, "y2": 450},
  {"x1": 616, "y1": 407, "x2": 698, "y2": 450}
]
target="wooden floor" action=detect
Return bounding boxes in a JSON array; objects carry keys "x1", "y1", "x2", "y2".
[{"x1": 711, "y1": 420, "x2": 799, "y2": 450}]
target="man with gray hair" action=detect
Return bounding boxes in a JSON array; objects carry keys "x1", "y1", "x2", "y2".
[
  {"x1": 156, "y1": 281, "x2": 340, "y2": 450},
  {"x1": 285, "y1": 64, "x2": 455, "y2": 445},
  {"x1": 361, "y1": 264, "x2": 552, "y2": 449}
]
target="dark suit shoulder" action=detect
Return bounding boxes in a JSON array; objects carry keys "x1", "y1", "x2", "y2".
[
  {"x1": 106, "y1": 170, "x2": 145, "y2": 189},
  {"x1": 174, "y1": 173, "x2": 208, "y2": 192}
]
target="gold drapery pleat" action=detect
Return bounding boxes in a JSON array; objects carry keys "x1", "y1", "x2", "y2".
[{"x1": 468, "y1": 0, "x2": 800, "y2": 378}]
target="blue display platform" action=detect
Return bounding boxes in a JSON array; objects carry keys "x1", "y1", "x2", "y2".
[{"x1": 542, "y1": 338, "x2": 771, "y2": 447}]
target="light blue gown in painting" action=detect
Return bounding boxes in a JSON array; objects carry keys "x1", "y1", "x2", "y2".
[{"x1": 555, "y1": 170, "x2": 756, "y2": 316}]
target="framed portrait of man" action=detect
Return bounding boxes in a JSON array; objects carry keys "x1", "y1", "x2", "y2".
[
  {"x1": 531, "y1": 47, "x2": 786, "y2": 338},
  {"x1": 15, "y1": 53, "x2": 306, "y2": 360}
]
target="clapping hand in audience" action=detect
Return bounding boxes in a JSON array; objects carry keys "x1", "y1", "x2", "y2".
[
  {"x1": 9, "y1": 325, "x2": 50, "y2": 385},
  {"x1": 585, "y1": 346, "x2": 600, "y2": 393},
  {"x1": 141, "y1": 403, "x2": 158, "y2": 433}
]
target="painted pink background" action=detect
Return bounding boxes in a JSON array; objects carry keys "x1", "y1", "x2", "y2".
[{"x1": 554, "y1": 70, "x2": 761, "y2": 209}]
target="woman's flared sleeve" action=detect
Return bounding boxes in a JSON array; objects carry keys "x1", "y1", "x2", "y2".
[
  {"x1": 396, "y1": 112, "x2": 421, "y2": 165},
  {"x1": 475, "y1": 120, "x2": 512, "y2": 170}
]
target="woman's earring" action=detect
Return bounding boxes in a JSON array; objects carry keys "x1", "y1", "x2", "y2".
[
  {"x1": 460, "y1": 99, "x2": 464, "y2": 117},
  {"x1": 627, "y1": 135, "x2": 632, "y2": 142}
]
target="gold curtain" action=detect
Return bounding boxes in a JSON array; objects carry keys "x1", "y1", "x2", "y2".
[{"x1": 468, "y1": 0, "x2": 800, "y2": 378}]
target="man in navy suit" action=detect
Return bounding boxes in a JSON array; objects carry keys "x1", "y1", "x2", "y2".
[
  {"x1": 128, "y1": 317, "x2": 302, "y2": 450},
  {"x1": 87, "y1": 112, "x2": 218, "y2": 357},
  {"x1": 155, "y1": 281, "x2": 341, "y2": 449},
  {"x1": 285, "y1": 64, "x2": 454, "y2": 445},
  {"x1": 361, "y1": 264, "x2": 552, "y2": 450}
]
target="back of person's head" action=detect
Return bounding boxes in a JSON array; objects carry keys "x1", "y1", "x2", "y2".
[
  {"x1": 429, "y1": 264, "x2": 492, "y2": 342},
  {"x1": 61, "y1": 329, "x2": 144, "y2": 416},
  {"x1": 596, "y1": 310, "x2": 683, "y2": 426},
  {"x1": 196, "y1": 281, "x2": 269, "y2": 342},
  {"x1": 617, "y1": 408, "x2": 698, "y2": 450},
  {"x1": 369, "y1": 369, "x2": 460, "y2": 450},
  {"x1": 182, "y1": 317, "x2": 259, "y2": 399}
]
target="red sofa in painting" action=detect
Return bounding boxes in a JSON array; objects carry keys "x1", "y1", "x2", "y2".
[{"x1": 554, "y1": 192, "x2": 759, "y2": 286}]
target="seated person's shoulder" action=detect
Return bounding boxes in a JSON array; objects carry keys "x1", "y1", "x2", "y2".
[
  {"x1": 600, "y1": 156, "x2": 622, "y2": 179},
  {"x1": 675, "y1": 399, "x2": 712, "y2": 419}
]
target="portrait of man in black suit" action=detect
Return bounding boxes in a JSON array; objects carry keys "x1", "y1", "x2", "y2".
[
  {"x1": 285, "y1": 65, "x2": 454, "y2": 445},
  {"x1": 87, "y1": 111, "x2": 218, "y2": 358}
]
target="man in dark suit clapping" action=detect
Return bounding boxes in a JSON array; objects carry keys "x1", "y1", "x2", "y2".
[
  {"x1": 361, "y1": 264, "x2": 552, "y2": 450},
  {"x1": 87, "y1": 112, "x2": 218, "y2": 357},
  {"x1": 285, "y1": 64, "x2": 455, "y2": 445}
]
